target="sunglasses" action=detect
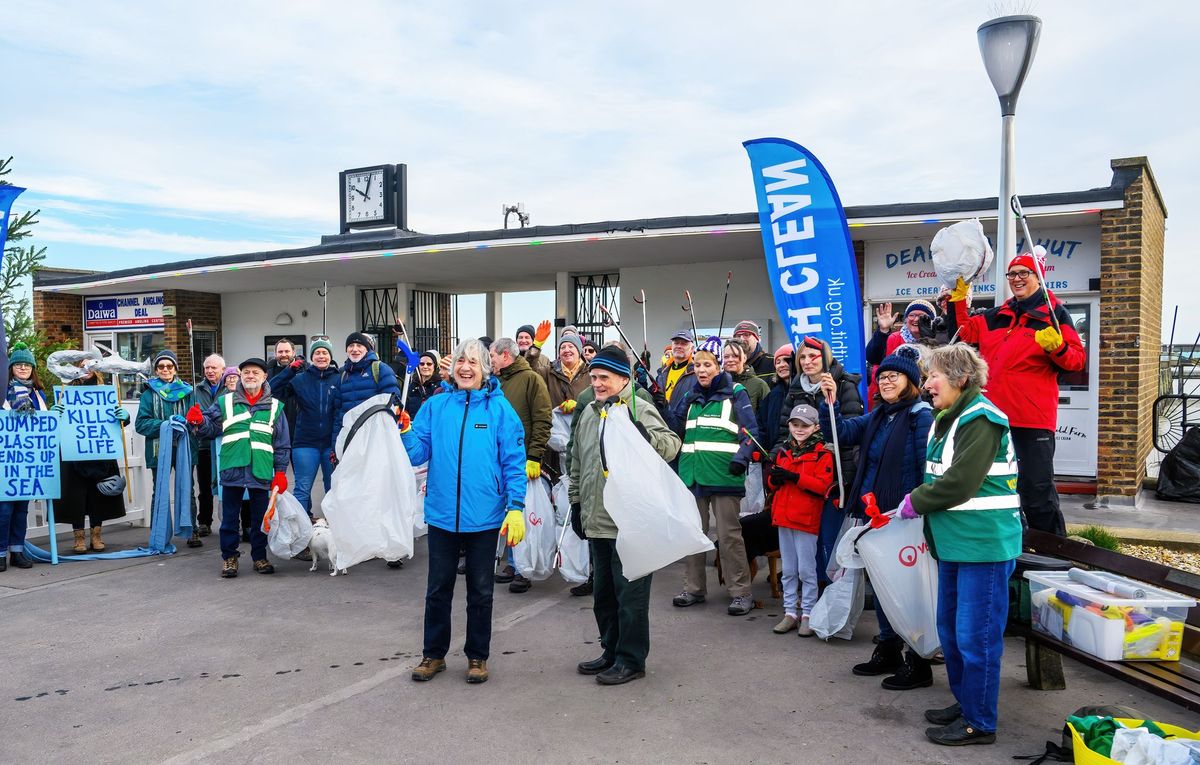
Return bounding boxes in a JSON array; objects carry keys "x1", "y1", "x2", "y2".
[{"x1": 156, "y1": 363, "x2": 176, "y2": 370}]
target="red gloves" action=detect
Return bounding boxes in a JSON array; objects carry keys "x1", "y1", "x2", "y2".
[
  {"x1": 185, "y1": 404, "x2": 204, "y2": 425},
  {"x1": 289, "y1": 358, "x2": 304, "y2": 369},
  {"x1": 271, "y1": 472, "x2": 288, "y2": 494}
]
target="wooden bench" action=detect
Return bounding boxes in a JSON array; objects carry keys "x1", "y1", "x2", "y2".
[{"x1": 1013, "y1": 529, "x2": 1200, "y2": 713}]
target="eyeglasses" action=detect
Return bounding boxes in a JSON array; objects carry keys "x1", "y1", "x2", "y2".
[
  {"x1": 1005, "y1": 269, "x2": 1036, "y2": 281},
  {"x1": 877, "y1": 372, "x2": 903, "y2": 384},
  {"x1": 156, "y1": 363, "x2": 176, "y2": 370}
]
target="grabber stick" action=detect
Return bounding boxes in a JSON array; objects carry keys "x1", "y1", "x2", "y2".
[
  {"x1": 822, "y1": 357, "x2": 846, "y2": 510},
  {"x1": 113, "y1": 378, "x2": 133, "y2": 501},
  {"x1": 717, "y1": 271, "x2": 733, "y2": 339},
  {"x1": 393, "y1": 315, "x2": 413, "y2": 410},
  {"x1": 598, "y1": 302, "x2": 657, "y2": 391},
  {"x1": 682, "y1": 290, "x2": 700, "y2": 341},
  {"x1": 633, "y1": 290, "x2": 650, "y2": 366},
  {"x1": 1010, "y1": 195, "x2": 1060, "y2": 333},
  {"x1": 186, "y1": 318, "x2": 197, "y2": 389}
]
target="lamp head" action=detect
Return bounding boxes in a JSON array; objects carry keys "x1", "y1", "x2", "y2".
[{"x1": 977, "y1": 14, "x2": 1042, "y2": 116}]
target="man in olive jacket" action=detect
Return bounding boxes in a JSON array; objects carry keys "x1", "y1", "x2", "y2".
[
  {"x1": 490, "y1": 337, "x2": 553, "y2": 591},
  {"x1": 568, "y1": 346, "x2": 681, "y2": 685}
]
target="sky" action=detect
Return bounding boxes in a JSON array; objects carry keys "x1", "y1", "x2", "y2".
[{"x1": 2, "y1": 1, "x2": 1198, "y2": 340}]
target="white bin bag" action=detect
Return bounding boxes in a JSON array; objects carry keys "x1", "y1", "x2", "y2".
[
  {"x1": 547, "y1": 411, "x2": 573, "y2": 453},
  {"x1": 323, "y1": 393, "x2": 417, "y2": 570},
  {"x1": 512, "y1": 478, "x2": 557, "y2": 580},
  {"x1": 552, "y1": 476, "x2": 589, "y2": 583},
  {"x1": 854, "y1": 516, "x2": 940, "y2": 658},
  {"x1": 263, "y1": 490, "x2": 313, "y2": 559},
  {"x1": 739, "y1": 463, "x2": 765, "y2": 516},
  {"x1": 931, "y1": 219, "x2": 994, "y2": 289},
  {"x1": 601, "y1": 405, "x2": 713, "y2": 581},
  {"x1": 811, "y1": 524, "x2": 869, "y2": 641},
  {"x1": 412, "y1": 464, "x2": 429, "y2": 539}
]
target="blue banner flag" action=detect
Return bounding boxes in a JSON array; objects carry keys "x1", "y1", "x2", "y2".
[
  {"x1": 742, "y1": 139, "x2": 865, "y2": 391},
  {"x1": 1, "y1": 185, "x2": 28, "y2": 396}
]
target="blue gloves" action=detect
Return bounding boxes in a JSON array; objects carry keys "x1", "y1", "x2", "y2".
[{"x1": 113, "y1": 407, "x2": 131, "y2": 424}]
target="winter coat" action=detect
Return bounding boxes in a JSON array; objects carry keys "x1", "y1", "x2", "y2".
[
  {"x1": 655, "y1": 360, "x2": 696, "y2": 403},
  {"x1": 268, "y1": 363, "x2": 340, "y2": 450},
  {"x1": 676, "y1": 372, "x2": 761, "y2": 497},
  {"x1": 541, "y1": 359, "x2": 590, "y2": 409},
  {"x1": 403, "y1": 372, "x2": 443, "y2": 418},
  {"x1": 134, "y1": 380, "x2": 197, "y2": 468},
  {"x1": 265, "y1": 357, "x2": 304, "y2": 437},
  {"x1": 568, "y1": 380, "x2": 681, "y2": 540},
  {"x1": 496, "y1": 355, "x2": 553, "y2": 462},
  {"x1": 779, "y1": 361, "x2": 863, "y2": 496},
  {"x1": 330, "y1": 352, "x2": 401, "y2": 450},
  {"x1": 194, "y1": 382, "x2": 291, "y2": 490},
  {"x1": 745, "y1": 342, "x2": 775, "y2": 380},
  {"x1": 818, "y1": 397, "x2": 932, "y2": 518},
  {"x1": 731, "y1": 368, "x2": 770, "y2": 413},
  {"x1": 767, "y1": 441, "x2": 834, "y2": 533},
  {"x1": 759, "y1": 375, "x2": 792, "y2": 448},
  {"x1": 401, "y1": 376, "x2": 527, "y2": 533},
  {"x1": 864, "y1": 328, "x2": 907, "y2": 367},
  {"x1": 192, "y1": 380, "x2": 224, "y2": 452},
  {"x1": 947, "y1": 290, "x2": 1085, "y2": 431}
]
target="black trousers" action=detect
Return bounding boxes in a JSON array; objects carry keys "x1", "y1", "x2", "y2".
[
  {"x1": 195, "y1": 448, "x2": 214, "y2": 526},
  {"x1": 591, "y1": 538, "x2": 652, "y2": 672},
  {"x1": 1011, "y1": 427, "x2": 1066, "y2": 535},
  {"x1": 424, "y1": 525, "x2": 499, "y2": 661}
]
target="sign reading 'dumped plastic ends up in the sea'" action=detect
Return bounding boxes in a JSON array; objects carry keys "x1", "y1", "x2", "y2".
[
  {"x1": 0, "y1": 410, "x2": 61, "y2": 500},
  {"x1": 54, "y1": 385, "x2": 121, "y2": 461}
]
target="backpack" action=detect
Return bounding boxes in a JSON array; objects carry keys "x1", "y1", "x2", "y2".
[{"x1": 341, "y1": 361, "x2": 381, "y2": 387}]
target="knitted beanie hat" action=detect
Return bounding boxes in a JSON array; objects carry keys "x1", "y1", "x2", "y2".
[
  {"x1": 153, "y1": 349, "x2": 179, "y2": 368},
  {"x1": 309, "y1": 338, "x2": 334, "y2": 358},
  {"x1": 903, "y1": 299, "x2": 936, "y2": 318},
  {"x1": 588, "y1": 345, "x2": 631, "y2": 377},
  {"x1": 732, "y1": 320, "x2": 760, "y2": 340},
  {"x1": 558, "y1": 334, "x2": 584, "y2": 356},
  {"x1": 8, "y1": 342, "x2": 35, "y2": 368},
  {"x1": 694, "y1": 335, "x2": 723, "y2": 360},
  {"x1": 774, "y1": 343, "x2": 795, "y2": 359},
  {"x1": 876, "y1": 345, "x2": 922, "y2": 389},
  {"x1": 345, "y1": 331, "x2": 374, "y2": 351},
  {"x1": 516, "y1": 324, "x2": 536, "y2": 340},
  {"x1": 1008, "y1": 245, "x2": 1047, "y2": 279}
]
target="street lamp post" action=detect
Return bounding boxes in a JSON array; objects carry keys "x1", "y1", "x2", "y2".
[{"x1": 978, "y1": 14, "x2": 1042, "y2": 302}]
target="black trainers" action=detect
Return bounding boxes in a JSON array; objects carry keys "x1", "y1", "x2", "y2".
[
  {"x1": 852, "y1": 637, "x2": 904, "y2": 676},
  {"x1": 197, "y1": 524, "x2": 212, "y2": 537},
  {"x1": 924, "y1": 703, "x2": 962, "y2": 726},
  {"x1": 925, "y1": 717, "x2": 995, "y2": 746},
  {"x1": 9, "y1": 551, "x2": 33, "y2": 569},
  {"x1": 509, "y1": 575, "x2": 532, "y2": 593},
  {"x1": 386, "y1": 559, "x2": 404, "y2": 569},
  {"x1": 187, "y1": 535, "x2": 203, "y2": 548},
  {"x1": 494, "y1": 564, "x2": 515, "y2": 584},
  {"x1": 570, "y1": 577, "x2": 593, "y2": 596},
  {"x1": 881, "y1": 651, "x2": 933, "y2": 690}
]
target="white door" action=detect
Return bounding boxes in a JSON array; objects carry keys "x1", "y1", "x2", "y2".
[{"x1": 1054, "y1": 296, "x2": 1099, "y2": 477}]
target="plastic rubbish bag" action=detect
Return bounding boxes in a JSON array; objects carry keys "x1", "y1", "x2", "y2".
[
  {"x1": 601, "y1": 404, "x2": 713, "y2": 581},
  {"x1": 412, "y1": 464, "x2": 429, "y2": 538},
  {"x1": 513, "y1": 478, "x2": 557, "y2": 580},
  {"x1": 262, "y1": 490, "x2": 314, "y2": 559},
  {"x1": 854, "y1": 516, "x2": 940, "y2": 657},
  {"x1": 548, "y1": 411, "x2": 573, "y2": 453},
  {"x1": 551, "y1": 476, "x2": 590, "y2": 583},
  {"x1": 739, "y1": 463, "x2": 764, "y2": 516},
  {"x1": 810, "y1": 566, "x2": 865, "y2": 641},
  {"x1": 931, "y1": 219, "x2": 993, "y2": 289},
  {"x1": 1156, "y1": 427, "x2": 1200, "y2": 503},
  {"x1": 323, "y1": 393, "x2": 417, "y2": 570}
]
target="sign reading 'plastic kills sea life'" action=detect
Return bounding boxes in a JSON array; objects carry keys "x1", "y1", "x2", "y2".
[
  {"x1": 0, "y1": 410, "x2": 61, "y2": 500},
  {"x1": 54, "y1": 385, "x2": 121, "y2": 461}
]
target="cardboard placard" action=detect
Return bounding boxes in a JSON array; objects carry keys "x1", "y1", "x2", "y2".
[
  {"x1": 54, "y1": 385, "x2": 121, "y2": 461},
  {"x1": 0, "y1": 410, "x2": 61, "y2": 500}
]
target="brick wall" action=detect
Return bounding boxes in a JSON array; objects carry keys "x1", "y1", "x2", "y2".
[
  {"x1": 1096, "y1": 157, "x2": 1167, "y2": 498},
  {"x1": 162, "y1": 290, "x2": 222, "y2": 381},
  {"x1": 32, "y1": 290, "x2": 83, "y2": 347}
]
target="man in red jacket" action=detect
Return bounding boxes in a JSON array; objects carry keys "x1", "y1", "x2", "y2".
[{"x1": 945, "y1": 249, "x2": 1085, "y2": 535}]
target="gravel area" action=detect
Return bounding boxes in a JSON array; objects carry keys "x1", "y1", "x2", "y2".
[{"x1": 1120, "y1": 543, "x2": 1200, "y2": 575}]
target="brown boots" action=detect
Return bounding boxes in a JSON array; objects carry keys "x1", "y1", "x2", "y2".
[
  {"x1": 74, "y1": 527, "x2": 105, "y2": 552},
  {"x1": 73, "y1": 530, "x2": 87, "y2": 553},
  {"x1": 90, "y1": 526, "x2": 105, "y2": 551}
]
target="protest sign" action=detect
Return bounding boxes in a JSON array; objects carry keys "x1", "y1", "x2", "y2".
[
  {"x1": 54, "y1": 385, "x2": 121, "y2": 461},
  {"x1": 0, "y1": 410, "x2": 61, "y2": 500}
]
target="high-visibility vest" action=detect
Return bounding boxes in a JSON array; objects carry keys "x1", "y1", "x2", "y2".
[
  {"x1": 679, "y1": 385, "x2": 746, "y2": 489},
  {"x1": 922, "y1": 392, "x2": 1022, "y2": 562},
  {"x1": 218, "y1": 395, "x2": 282, "y2": 481}
]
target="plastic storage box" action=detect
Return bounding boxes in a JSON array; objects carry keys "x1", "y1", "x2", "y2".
[{"x1": 1025, "y1": 570, "x2": 1196, "y2": 662}]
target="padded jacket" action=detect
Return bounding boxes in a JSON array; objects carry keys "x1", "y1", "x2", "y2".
[
  {"x1": 330, "y1": 352, "x2": 401, "y2": 450},
  {"x1": 268, "y1": 363, "x2": 340, "y2": 450}
]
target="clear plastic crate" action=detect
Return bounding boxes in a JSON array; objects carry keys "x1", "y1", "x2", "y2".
[{"x1": 1025, "y1": 570, "x2": 1196, "y2": 662}]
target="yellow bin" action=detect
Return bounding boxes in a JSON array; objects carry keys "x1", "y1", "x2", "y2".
[{"x1": 1069, "y1": 718, "x2": 1200, "y2": 764}]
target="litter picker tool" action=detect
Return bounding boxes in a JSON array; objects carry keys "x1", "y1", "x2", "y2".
[
  {"x1": 822, "y1": 355, "x2": 846, "y2": 510},
  {"x1": 717, "y1": 271, "x2": 733, "y2": 339},
  {"x1": 633, "y1": 289, "x2": 650, "y2": 369},
  {"x1": 740, "y1": 427, "x2": 768, "y2": 457},
  {"x1": 598, "y1": 302, "x2": 660, "y2": 395},
  {"x1": 682, "y1": 290, "x2": 700, "y2": 342},
  {"x1": 318, "y1": 280, "x2": 328, "y2": 336},
  {"x1": 186, "y1": 318, "x2": 197, "y2": 389},
  {"x1": 1010, "y1": 195, "x2": 1060, "y2": 333},
  {"x1": 392, "y1": 315, "x2": 418, "y2": 410}
]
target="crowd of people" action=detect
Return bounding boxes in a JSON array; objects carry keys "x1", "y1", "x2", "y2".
[{"x1": 1, "y1": 249, "x2": 1085, "y2": 746}]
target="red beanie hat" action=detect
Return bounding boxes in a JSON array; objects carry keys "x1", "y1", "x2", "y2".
[{"x1": 1008, "y1": 245, "x2": 1047, "y2": 279}]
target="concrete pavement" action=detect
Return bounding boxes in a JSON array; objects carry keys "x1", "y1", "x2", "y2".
[{"x1": 1, "y1": 525, "x2": 1192, "y2": 764}]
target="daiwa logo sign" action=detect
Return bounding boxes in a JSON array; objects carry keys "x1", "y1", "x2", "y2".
[{"x1": 898, "y1": 541, "x2": 929, "y2": 568}]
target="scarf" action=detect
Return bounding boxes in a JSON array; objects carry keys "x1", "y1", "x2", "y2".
[
  {"x1": 561, "y1": 359, "x2": 583, "y2": 381},
  {"x1": 149, "y1": 377, "x2": 193, "y2": 402},
  {"x1": 785, "y1": 432, "x2": 824, "y2": 456},
  {"x1": 846, "y1": 397, "x2": 917, "y2": 518},
  {"x1": 798, "y1": 375, "x2": 821, "y2": 394},
  {"x1": 899, "y1": 323, "x2": 916, "y2": 345},
  {"x1": 150, "y1": 418, "x2": 194, "y2": 552}
]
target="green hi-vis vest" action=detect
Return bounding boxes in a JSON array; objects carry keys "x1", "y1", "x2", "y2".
[
  {"x1": 679, "y1": 384, "x2": 746, "y2": 489},
  {"x1": 923, "y1": 392, "x2": 1022, "y2": 562},
  {"x1": 219, "y1": 395, "x2": 283, "y2": 481}
]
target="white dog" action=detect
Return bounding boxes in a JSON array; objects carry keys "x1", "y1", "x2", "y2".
[{"x1": 309, "y1": 518, "x2": 346, "y2": 576}]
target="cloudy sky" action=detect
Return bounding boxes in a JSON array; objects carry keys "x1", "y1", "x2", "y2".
[{"x1": 3, "y1": 1, "x2": 1198, "y2": 338}]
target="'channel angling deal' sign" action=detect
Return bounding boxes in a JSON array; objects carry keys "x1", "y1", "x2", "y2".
[
  {"x1": 0, "y1": 410, "x2": 61, "y2": 501},
  {"x1": 54, "y1": 385, "x2": 121, "y2": 461}
]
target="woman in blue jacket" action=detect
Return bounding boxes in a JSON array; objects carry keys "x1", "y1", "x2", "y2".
[
  {"x1": 400, "y1": 338, "x2": 527, "y2": 686},
  {"x1": 268, "y1": 338, "x2": 340, "y2": 516},
  {"x1": 817, "y1": 345, "x2": 934, "y2": 691},
  {"x1": 330, "y1": 332, "x2": 400, "y2": 462}
]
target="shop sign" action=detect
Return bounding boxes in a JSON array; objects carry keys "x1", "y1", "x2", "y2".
[
  {"x1": 84, "y1": 292, "x2": 164, "y2": 330},
  {"x1": 863, "y1": 226, "x2": 1100, "y2": 300}
]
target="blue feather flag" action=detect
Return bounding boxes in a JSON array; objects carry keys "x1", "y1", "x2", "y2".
[{"x1": 1, "y1": 185, "x2": 28, "y2": 396}]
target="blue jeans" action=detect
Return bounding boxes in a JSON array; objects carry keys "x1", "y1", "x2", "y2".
[
  {"x1": 876, "y1": 598, "x2": 897, "y2": 642},
  {"x1": 220, "y1": 486, "x2": 269, "y2": 561},
  {"x1": 292, "y1": 447, "x2": 333, "y2": 516},
  {"x1": 937, "y1": 559, "x2": 1016, "y2": 733},
  {"x1": 0, "y1": 500, "x2": 30, "y2": 553},
  {"x1": 424, "y1": 525, "x2": 500, "y2": 661},
  {"x1": 815, "y1": 500, "x2": 843, "y2": 585}
]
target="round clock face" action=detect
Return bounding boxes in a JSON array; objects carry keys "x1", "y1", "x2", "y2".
[{"x1": 345, "y1": 169, "x2": 386, "y2": 223}]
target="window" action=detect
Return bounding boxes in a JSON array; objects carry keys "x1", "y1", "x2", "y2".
[
  {"x1": 1058, "y1": 303, "x2": 1090, "y2": 391},
  {"x1": 116, "y1": 331, "x2": 165, "y2": 400}
]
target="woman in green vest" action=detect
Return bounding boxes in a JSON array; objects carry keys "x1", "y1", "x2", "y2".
[
  {"x1": 672, "y1": 336, "x2": 763, "y2": 617},
  {"x1": 896, "y1": 344, "x2": 1021, "y2": 747}
]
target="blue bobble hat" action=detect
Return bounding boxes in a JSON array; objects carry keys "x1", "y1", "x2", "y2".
[
  {"x1": 876, "y1": 345, "x2": 922, "y2": 388},
  {"x1": 153, "y1": 349, "x2": 179, "y2": 368}
]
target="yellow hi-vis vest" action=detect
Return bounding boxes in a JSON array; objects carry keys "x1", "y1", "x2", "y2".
[{"x1": 218, "y1": 395, "x2": 282, "y2": 481}]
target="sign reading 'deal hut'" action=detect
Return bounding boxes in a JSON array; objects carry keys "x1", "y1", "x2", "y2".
[
  {"x1": 54, "y1": 385, "x2": 121, "y2": 461},
  {"x1": 0, "y1": 410, "x2": 61, "y2": 501}
]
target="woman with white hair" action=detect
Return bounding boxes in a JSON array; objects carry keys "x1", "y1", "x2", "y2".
[
  {"x1": 895, "y1": 343, "x2": 1021, "y2": 747},
  {"x1": 399, "y1": 339, "x2": 528, "y2": 686}
]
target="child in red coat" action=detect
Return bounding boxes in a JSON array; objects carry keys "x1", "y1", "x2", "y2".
[{"x1": 766, "y1": 404, "x2": 835, "y2": 636}]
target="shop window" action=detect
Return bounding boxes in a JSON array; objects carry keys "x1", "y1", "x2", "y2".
[
  {"x1": 193, "y1": 330, "x2": 217, "y2": 367},
  {"x1": 1059, "y1": 303, "x2": 1090, "y2": 391},
  {"x1": 116, "y1": 331, "x2": 165, "y2": 400}
]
